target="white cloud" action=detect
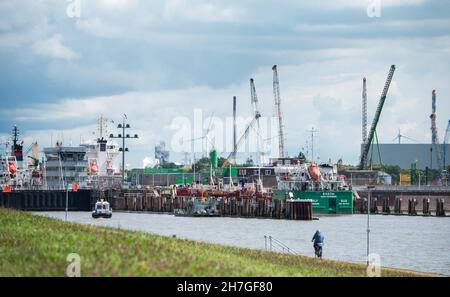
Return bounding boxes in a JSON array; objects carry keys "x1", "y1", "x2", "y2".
[
  {"x1": 75, "y1": 17, "x2": 123, "y2": 39},
  {"x1": 294, "y1": 18, "x2": 450, "y2": 33},
  {"x1": 143, "y1": 156, "x2": 159, "y2": 168},
  {"x1": 32, "y1": 34, "x2": 80, "y2": 60},
  {"x1": 1, "y1": 0, "x2": 449, "y2": 168},
  {"x1": 163, "y1": 0, "x2": 239, "y2": 23},
  {"x1": 5, "y1": 37, "x2": 450, "y2": 167},
  {"x1": 306, "y1": 0, "x2": 426, "y2": 10}
]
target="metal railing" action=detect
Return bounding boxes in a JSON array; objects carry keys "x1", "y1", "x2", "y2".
[
  {"x1": 264, "y1": 235, "x2": 298, "y2": 255},
  {"x1": 354, "y1": 185, "x2": 450, "y2": 192}
]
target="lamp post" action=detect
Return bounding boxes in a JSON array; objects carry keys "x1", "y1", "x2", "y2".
[
  {"x1": 367, "y1": 185, "x2": 375, "y2": 266},
  {"x1": 109, "y1": 116, "x2": 138, "y2": 185}
]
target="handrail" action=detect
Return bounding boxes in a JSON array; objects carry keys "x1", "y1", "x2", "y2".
[{"x1": 264, "y1": 235, "x2": 298, "y2": 255}]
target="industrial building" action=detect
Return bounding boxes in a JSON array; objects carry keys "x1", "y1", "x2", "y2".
[
  {"x1": 363, "y1": 143, "x2": 450, "y2": 170},
  {"x1": 43, "y1": 145, "x2": 88, "y2": 190}
]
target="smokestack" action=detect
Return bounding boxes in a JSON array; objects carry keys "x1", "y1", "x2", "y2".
[{"x1": 233, "y1": 96, "x2": 237, "y2": 163}]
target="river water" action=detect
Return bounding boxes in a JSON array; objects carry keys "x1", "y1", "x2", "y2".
[{"x1": 35, "y1": 212, "x2": 450, "y2": 275}]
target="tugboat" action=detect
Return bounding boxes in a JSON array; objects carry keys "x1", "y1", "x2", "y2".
[{"x1": 92, "y1": 199, "x2": 112, "y2": 218}]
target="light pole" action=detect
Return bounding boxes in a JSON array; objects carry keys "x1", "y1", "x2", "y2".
[
  {"x1": 110, "y1": 116, "x2": 138, "y2": 185},
  {"x1": 367, "y1": 185, "x2": 375, "y2": 266}
]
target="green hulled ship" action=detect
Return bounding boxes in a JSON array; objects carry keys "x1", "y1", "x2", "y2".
[
  {"x1": 272, "y1": 157, "x2": 354, "y2": 214},
  {"x1": 273, "y1": 189, "x2": 353, "y2": 214}
]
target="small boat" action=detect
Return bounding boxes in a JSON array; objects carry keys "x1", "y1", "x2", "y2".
[
  {"x1": 174, "y1": 199, "x2": 220, "y2": 217},
  {"x1": 92, "y1": 199, "x2": 112, "y2": 219}
]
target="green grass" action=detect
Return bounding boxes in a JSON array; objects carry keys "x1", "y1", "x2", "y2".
[{"x1": 0, "y1": 208, "x2": 433, "y2": 277}]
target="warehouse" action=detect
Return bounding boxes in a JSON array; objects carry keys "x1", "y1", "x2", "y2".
[{"x1": 363, "y1": 143, "x2": 450, "y2": 170}]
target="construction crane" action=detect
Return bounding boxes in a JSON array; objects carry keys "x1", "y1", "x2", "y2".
[
  {"x1": 250, "y1": 78, "x2": 262, "y2": 163},
  {"x1": 359, "y1": 65, "x2": 396, "y2": 170},
  {"x1": 430, "y1": 90, "x2": 444, "y2": 179},
  {"x1": 272, "y1": 65, "x2": 286, "y2": 158},
  {"x1": 443, "y1": 120, "x2": 450, "y2": 170},
  {"x1": 223, "y1": 112, "x2": 261, "y2": 168},
  {"x1": 362, "y1": 77, "x2": 368, "y2": 144}
]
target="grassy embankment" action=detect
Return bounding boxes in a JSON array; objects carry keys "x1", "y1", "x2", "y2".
[{"x1": 0, "y1": 208, "x2": 432, "y2": 277}]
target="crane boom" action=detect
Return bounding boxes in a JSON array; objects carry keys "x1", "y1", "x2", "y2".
[
  {"x1": 250, "y1": 78, "x2": 261, "y2": 162},
  {"x1": 272, "y1": 65, "x2": 285, "y2": 158},
  {"x1": 224, "y1": 112, "x2": 261, "y2": 167},
  {"x1": 359, "y1": 65, "x2": 396, "y2": 170},
  {"x1": 443, "y1": 120, "x2": 450, "y2": 169}
]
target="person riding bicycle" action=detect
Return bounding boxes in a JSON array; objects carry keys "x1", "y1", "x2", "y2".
[{"x1": 312, "y1": 229, "x2": 324, "y2": 258}]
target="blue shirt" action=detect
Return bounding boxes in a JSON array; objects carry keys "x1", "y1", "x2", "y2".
[{"x1": 312, "y1": 231, "x2": 324, "y2": 245}]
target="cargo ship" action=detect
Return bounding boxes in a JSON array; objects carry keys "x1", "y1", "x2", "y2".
[
  {"x1": 1, "y1": 125, "x2": 43, "y2": 190},
  {"x1": 271, "y1": 157, "x2": 354, "y2": 214}
]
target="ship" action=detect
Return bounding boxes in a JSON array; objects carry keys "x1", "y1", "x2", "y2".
[
  {"x1": 1, "y1": 125, "x2": 43, "y2": 190},
  {"x1": 271, "y1": 157, "x2": 354, "y2": 214},
  {"x1": 174, "y1": 198, "x2": 220, "y2": 217},
  {"x1": 80, "y1": 115, "x2": 122, "y2": 189}
]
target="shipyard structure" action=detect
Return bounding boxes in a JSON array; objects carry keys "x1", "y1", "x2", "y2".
[{"x1": 1, "y1": 65, "x2": 448, "y2": 218}]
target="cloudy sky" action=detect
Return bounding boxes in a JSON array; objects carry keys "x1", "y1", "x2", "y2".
[{"x1": 1, "y1": 0, "x2": 449, "y2": 168}]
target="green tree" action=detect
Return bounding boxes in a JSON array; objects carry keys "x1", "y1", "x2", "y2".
[{"x1": 161, "y1": 162, "x2": 178, "y2": 169}]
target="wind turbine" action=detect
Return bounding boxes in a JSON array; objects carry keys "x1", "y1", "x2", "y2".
[{"x1": 392, "y1": 128, "x2": 419, "y2": 144}]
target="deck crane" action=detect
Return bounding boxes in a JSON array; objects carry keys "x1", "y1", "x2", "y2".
[
  {"x1": 272, "y1": 65, "x2": 286, "y2": 158},
  {"x1": 223, "y1": 111, "x2": 262, "y2": 168},
  {"x1": 250, "y1": 78, "x2": 262, "y2": 163},
  {"x1": 359, "y1": 65, "x2": 396, "y2": 170}
]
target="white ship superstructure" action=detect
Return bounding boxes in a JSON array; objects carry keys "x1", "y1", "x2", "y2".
[
  {"x1": 272, "y1": 157, "x2": 348, "y2": 191},
  {"x1": 81, "y1": 137, "x2": 120, "y2": 177}
]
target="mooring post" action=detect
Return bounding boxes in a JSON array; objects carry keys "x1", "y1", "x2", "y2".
[
  {"x1": 394, "y1": 197, "x2": 401, "y2": 214},
  {"x1": 423, "y1": 198, "x2": 430, "y2": 215},
  {"x1": 436, "y1": 198, "x2": 446, "y2": 217}
]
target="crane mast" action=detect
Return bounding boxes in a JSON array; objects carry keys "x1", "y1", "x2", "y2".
[
  {"x1": 359, "y1": 65, "x2": 396, "y2": 170},
  {"x1": 430, "y1": 90, "x2": 444, "y2": 178},
  {"x1": 362, "y1": 77, "x2": 368, "y2": 144},
  {"x1": 250, "y1": 78, "x2": 261, "y2": 163},
  {"x1": 272, "y1": 65, "x2": 285, "y2": 158}
]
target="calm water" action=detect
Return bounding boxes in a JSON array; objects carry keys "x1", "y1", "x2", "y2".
[{"x1": 35, "y1": 212, "x2": 450, "y2": 275}]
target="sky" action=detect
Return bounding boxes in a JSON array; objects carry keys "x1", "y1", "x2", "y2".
[{"x1": 0, "y1": 0, "x2": 449, "y2": 169}]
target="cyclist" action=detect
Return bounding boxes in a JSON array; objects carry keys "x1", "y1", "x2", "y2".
[{"x1": 311, "y1": 229, "x2": 324, "y2": 258}]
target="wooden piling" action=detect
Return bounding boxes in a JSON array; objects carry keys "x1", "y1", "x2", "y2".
[
  {"x1": 382, "y1": 197, "x2": 390, "y2": 214},
  {"x1": 408, "y1": 198, "x2": 417, "y2": 215},
  {"x1": 371, "y1": 198, "x2": 378, "y2": 214},
  {"x1": 394, "y1": 197, "x2": 402, "y2": 214},
  {"x1": 422, "y1": 198, "x2": 430, "y2": 216},
  {"x1": 436, "y1": 198, "x2": 446, "y2": 217}
]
